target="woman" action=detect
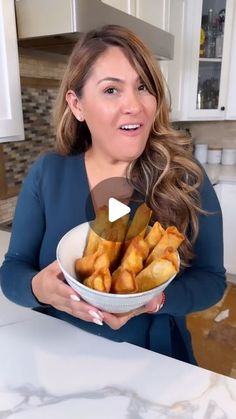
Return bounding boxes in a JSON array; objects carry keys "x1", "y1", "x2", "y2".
[{"x1": 0, "y1": 25, "x2": 225, "y2": 364}]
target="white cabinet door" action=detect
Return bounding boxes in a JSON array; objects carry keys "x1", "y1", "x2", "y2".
[
  {"x1": 101, "y1": 0, "x2": 135, "y2": 14},
  {"x1": 135, "y1": 0, "x2": 167, "y2": 28},
  {"x1": 165, "y1": 0, "x2": 185, "y2": 121},
  {"x1": 225, "y1": 5, "x2": 236, "y2": 119},
  {"x1": 220, "y1": 182, "x2": 236, "y2": 274},
  {"x1": 0, "y1": 0, "x2": 24, "y2": 142},
  {"x1": 135, "y1": 0, "x2": 185, "y2": 122},
  {"x1": 181, "y1": 0, "x2": 234, "y2": 121}
]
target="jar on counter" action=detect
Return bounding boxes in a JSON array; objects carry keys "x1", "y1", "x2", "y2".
[
  {"x1": 194, "y1": 144, "x2": 208, "y2": 164},
  {"x1": 221, "y1": 148, "x2": 236, "y2": 165},
  {"x1": 207, "y1": 147, "x2": 222, "y2": 165}
]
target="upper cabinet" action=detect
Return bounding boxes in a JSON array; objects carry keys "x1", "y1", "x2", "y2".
[
  {"x1": 181, "y1": 0, "x2": 235, "y2": 121},
  {"x1": 101, "y1": 0, "x2": 185, "y2": 121},
  {"x1": 0, "y1": 0, "x2": 24, "y2": 142},
  {"x1": 101, "y1": 0, "x2": 135, "y2": 14},
  {"x1": 225, "y1": 3, "x2": 236, "y2": 119}
]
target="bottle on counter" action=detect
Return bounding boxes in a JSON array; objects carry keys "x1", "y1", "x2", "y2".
[{"x1": 205, "y1": 9, "x2": 216, "y2": 58}]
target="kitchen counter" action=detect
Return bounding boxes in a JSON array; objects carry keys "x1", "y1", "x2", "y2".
[
  {"x1": 0, "y1": 228, "x2": 236, "y2": 417},
  {"x1": 204, "y1": 164, "x2": 236, "y2": 185},
  {"x1": 0, "y1": 306, "x2": 236, "y2": 418},
  {"x1": 0, "y1": 229, "x2": 10, "y2": 265}
]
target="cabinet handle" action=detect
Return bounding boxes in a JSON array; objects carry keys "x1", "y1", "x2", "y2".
[{"x1": 220, "y1": 106, "x2": 225, "y2": 111}]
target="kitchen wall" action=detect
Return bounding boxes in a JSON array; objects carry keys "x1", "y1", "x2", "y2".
[
  {"x1": 0, "y1": 52, "x2": 67, "y2": 224},
  {"x1": 1, "y1": 52, "x2": 236, "y2": 224},
  {"x1": 177, "y1": 121, "x2": 236, "y2": 148}
]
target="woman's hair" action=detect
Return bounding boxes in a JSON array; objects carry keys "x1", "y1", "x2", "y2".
[{"x1": 54, "y1": 24, "x2": 204, "y2": 265}]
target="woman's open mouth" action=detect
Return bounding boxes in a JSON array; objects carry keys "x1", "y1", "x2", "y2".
[{"x1": 119, "y1": 123, "x2": 142, "y2": 136}]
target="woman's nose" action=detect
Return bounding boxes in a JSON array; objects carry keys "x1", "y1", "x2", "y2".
[{"x1": 122, "y1": 91, "x2": 142, "y2": 114}]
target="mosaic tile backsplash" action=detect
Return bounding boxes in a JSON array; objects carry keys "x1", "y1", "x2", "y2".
[
  {"x1": 0, "y1": 84, "x2": 57, "y2": 223},
  {"x1": 3, "y1": 86, "x2": 56, "y2": 189}
]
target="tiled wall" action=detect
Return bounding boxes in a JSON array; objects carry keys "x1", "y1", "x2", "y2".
[
  {"x1": 178, "y1": 121, "x2": 236, "y2": 148},
  {"x1": 0, "y1": 53, "x2": 66, "y2": 223},
  {"x1": 3, "y1": 86, "x2": 57, "y2": 191},
  {"x1": 0, "y1": 196, "x2": 17, "y2": 224}
]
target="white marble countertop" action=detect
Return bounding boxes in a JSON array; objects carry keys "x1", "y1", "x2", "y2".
[
  {"x1": 0, "y1": 200, "x2": 236, "y2": 417},
  {"x1": 204, "y1": 164, "x2": 236, "y2": 185},
  {"x1": 0, "y1": 306, "x2": 235, "y2": 418},
  {"x1": 0, "y1": 229, "x2": 11, "y2": 266},
  {"x1": 1, "y1": 228, "x2": 236, "y2": 417}
]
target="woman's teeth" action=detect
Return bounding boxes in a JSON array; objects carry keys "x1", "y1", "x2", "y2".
[{"x1": 120, "y1": 124, "x2": 141, "y2": 130}]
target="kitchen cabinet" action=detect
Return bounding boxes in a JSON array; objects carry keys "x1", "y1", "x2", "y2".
[
  {"x1": 101, "y1": 0, "x2": 135, "y2": 14},
  {"x1": 215, "y1": 181, "x2": 236, "y2": 274},
  {"x1": 135, "y1": 0, "x2": 185, "y2": 122},
  {"x1": 225, "y1": 4, "x2": 236, "y2": 119},
  {"x1": 181, "y1": 0, "x2": 235, "y2": 121},
  {"x1": 0, "y1": 0, "x2": 24, "y2": 142},
  {"x1": 101, "y1": 0, "x2": 185, "y2": 121}
]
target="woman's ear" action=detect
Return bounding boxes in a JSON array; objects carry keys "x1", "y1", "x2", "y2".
[{"x1": 66, "y1": 90, "x2": 84, "y2": 121}]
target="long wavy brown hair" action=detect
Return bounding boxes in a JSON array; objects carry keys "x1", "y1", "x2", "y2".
[{"x1": 53, "y1": 24, "x2": 204, "y2": 265}]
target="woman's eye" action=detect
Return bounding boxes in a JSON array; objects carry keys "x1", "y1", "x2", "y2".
[
  {"x1": 104, "y1": 87, "x2": 118, "y2": 94},
  {"x1": 138, "y1": 83, "x2": 148, "y2": 91}
]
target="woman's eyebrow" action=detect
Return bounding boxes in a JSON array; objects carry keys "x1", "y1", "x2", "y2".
[
  {"x1": 97, "y1": 77, "x2": 124, "y2": 85},
  {"x1": 97, "y1": 76, "x2": 141, "y2": 85}
]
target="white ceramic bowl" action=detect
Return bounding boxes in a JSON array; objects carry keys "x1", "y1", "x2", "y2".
[{"x1": 56, "y1": 222, "x2": 177, "y2": 313}]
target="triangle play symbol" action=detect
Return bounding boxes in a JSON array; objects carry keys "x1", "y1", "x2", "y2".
[{"x1": 108, "y1": 197, "x2": 130, "y2": 222}]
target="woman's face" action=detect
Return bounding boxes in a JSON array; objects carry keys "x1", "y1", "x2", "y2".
[{"x1": 68, "y1": 46, "x2": 157, "y2": 162}]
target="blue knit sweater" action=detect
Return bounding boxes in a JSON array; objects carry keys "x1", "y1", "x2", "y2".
[{"x1": 0, "y1": 152, "x2": 226, "y2": 364}]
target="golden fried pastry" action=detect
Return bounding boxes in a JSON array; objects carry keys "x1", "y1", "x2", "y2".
[
  {"x1": 84, "y1": 206, "x2": 111, "y2": 256},
  {"x1": 84, "y1": 267, "x2": 112, "y2": 293},
  {"x1": 111, "y1": 236, "x2": 149, "y2": 293},
  {"x1": 145, "y1": 221, "x2": 165, "y2": 252},
  {"x1": 75, "y1": 250, "x2": 100, "y2": 278},
  {"x1": 111, "y1": 267, "x2": 137, "y2": 294},
  {"x1": 136, "y1": 249, "x2": 179, "y2": 292},
  {"x1": 124, "y1": 203, "x2": 152, "y2": 246},
  {"x1": 121, "y1": 236, "x2": 149, "y2": 273},
  {"x1": 146, "y1": 226, "x2": 184, "y2": 265},
  {"x1": 74, "y1": 202, "x2": 184, "y2": 295}
]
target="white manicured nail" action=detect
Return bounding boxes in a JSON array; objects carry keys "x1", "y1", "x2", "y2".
[
  {"x1": 70, "y1": 294, "x2": 80, "y2": 302},
  {"x1": 92, "y1": 318, "x2": 103, "y2": 326},
  {"x1": 89, "y1": 310, "x2": 103, "y2": 321}
]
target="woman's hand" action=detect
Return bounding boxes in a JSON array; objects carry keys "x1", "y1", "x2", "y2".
[
  {"x1": 101, "y1": 293, "x2": 164, "y2": 330},
  {"x1": 32, "y1": 261, "x2": 164, "y2": 329},
  {"x1": 31, "y1": 261, "x2": 104, "y2": 325}
]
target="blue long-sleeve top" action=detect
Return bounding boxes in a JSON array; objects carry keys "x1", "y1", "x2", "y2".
[{"x1": 0, "y1": 152, "x2": 226, "y2": 364}]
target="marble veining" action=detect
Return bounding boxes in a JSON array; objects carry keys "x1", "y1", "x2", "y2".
[
  {"x1": 0, "y1": 297, "x2": 235, "y2": 418},
  {"x1": 0, "y1": 376, "x2": 235, "y2": 418}
]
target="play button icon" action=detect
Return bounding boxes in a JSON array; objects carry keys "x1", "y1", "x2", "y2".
[{"x1": 108, "y1": 197, "x2": 130, "y2": 222}]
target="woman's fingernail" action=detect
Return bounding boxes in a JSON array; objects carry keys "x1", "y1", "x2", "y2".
[
  {"x1": 89, "y1": 310, "x2": 103, "y2": 321},
  {"x1": 92, "y1": 318, "x2": 103, "y2": 326},
  {"x1": 97, "y1": 310, "x2": 104, "y2": 319},
  {"x1": 70, "y1": 294, "x2": 80, "y2": 302}
]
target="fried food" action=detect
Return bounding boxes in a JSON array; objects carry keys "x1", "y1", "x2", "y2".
[
  {"x1": 84, "y1": 268, "x2": 112, "y2": 293},
  {"x1": 84, "y1": 206, "x2": 111, "y2": 256},
  {"x1": 124, "y1": 203, "x2": 152, "y2": 245},
  {"x1": 136, "y1": 248, "x2": 179, "y2": 292},
  {"x1": 111, "y1": 268, "x2": 137, "y2": 293},
  {"x1": 111, "y1": 236, "x2": 149, "y2": 294},
  {"x1": 75, "y1": 250, "x2": 100, "y2": 278},
  {"x1": 145, "y1": 221, "x2": 165, "y2": 252},
  {"x1": 146, "y1": 226, "x2": 185, "y2": 265},
  {"x1": 74, "y1": 203, "x2": 184, "y2": 294}
]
